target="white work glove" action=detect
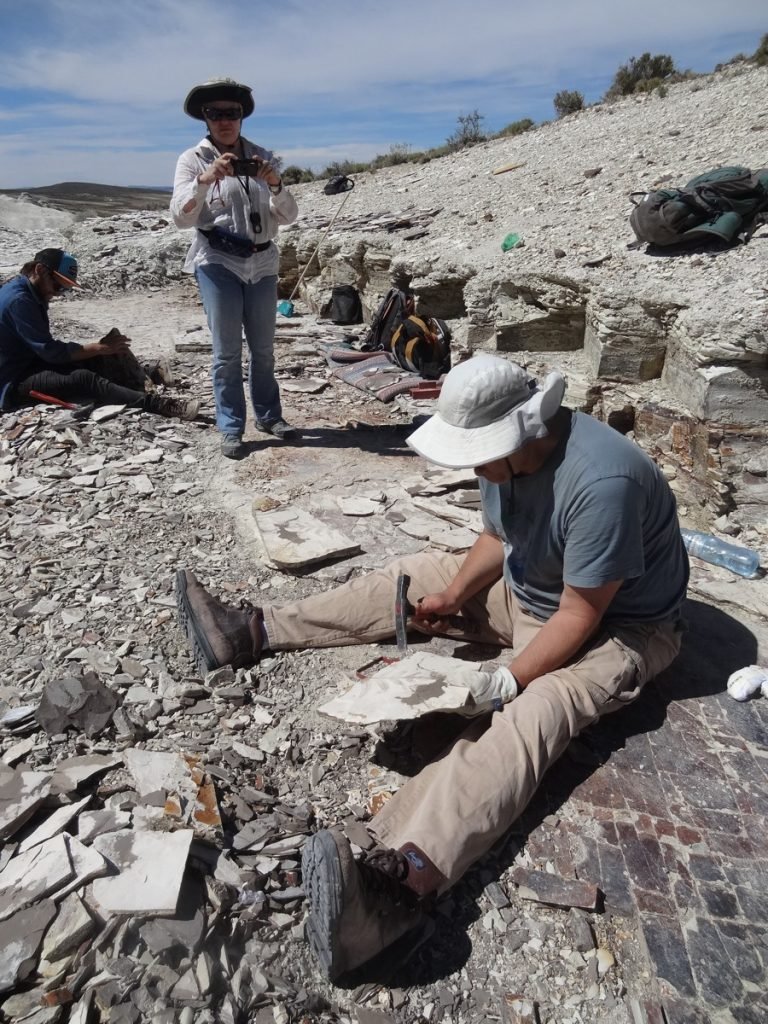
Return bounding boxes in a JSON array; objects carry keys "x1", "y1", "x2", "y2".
[
  {"x1": 726, "y1": 665, "x2": 768, "y2": 702},
  {"x1": 468, "y1": 665, "x2": 520, "y2": 706}
]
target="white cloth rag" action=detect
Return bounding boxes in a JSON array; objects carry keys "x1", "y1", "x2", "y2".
[{"x1": 726, "y1": 665, "x2": 768, "y2": 702}]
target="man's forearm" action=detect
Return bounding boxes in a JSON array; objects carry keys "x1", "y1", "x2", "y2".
[
  {"x1": 446, "y1": 532, "x2": 505, "y2": 604},
  {"x1": 509, "y1": 608, "x2": 600, "y2": 687}
]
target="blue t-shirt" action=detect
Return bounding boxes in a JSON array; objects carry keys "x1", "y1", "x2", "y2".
[
  {"x1": 480, "y1": 410, "x2": 689, "y2": 624},
  {"x1": 0, "y1": 276, "x2": 80, "y2": 409}
]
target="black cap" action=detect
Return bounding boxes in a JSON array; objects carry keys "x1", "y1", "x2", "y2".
[
  {"x1": 34, "y1": 248, "x2": 82, "y2": 290},
  {"x1": 183, "y1": 78, "x2": 254, "y2": 120}
]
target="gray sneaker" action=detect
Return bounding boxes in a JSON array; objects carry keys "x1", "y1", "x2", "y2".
[
  {"x1": 301, "y1": 828, "x2": 425, "y2": 980},
  {"x1": 148, "y1": 394, "x2": 200, "y2": 421},
  {"x1": 221, "y1": 434, "x2": 244, "y2": 458},
  {"x1": 257, "y1": 417, "x2": 300, "y2": 440}
]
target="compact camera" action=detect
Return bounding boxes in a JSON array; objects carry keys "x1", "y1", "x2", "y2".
[{"x1": 231, "y1": 157, "x2": 263, "y2": 177}]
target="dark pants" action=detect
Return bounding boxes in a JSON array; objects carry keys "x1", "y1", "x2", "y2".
[{"x1": 13, "y1": 352, "x2": 151, "y2": 409}]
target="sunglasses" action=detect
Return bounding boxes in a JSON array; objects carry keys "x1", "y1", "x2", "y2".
[
  {"x1": 46, "y1": 268, "x2": 64, "y2": 293},
  {"x1": 203, "y1": 106, "x2": 242, "y2": 122}
]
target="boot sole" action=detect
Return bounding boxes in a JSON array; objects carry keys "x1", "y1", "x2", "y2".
[
  {"x1": 301, "y1": 831, "x2": 344, "y2": 980},
  {"x1": 175, "y1": 570, "x2": 218, "y2": 675}
]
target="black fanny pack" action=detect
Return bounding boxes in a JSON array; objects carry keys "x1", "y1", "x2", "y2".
[{"x1": 199, "y1": 226, "x2": 271, "y2": 257}]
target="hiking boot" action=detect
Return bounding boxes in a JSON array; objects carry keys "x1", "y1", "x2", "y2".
[
  {"x1": 147, "y1": 394, "x2": 200, "y2": 421},
  {"x1": 175, "y1": 569, "x2": 263, "y2": 674},
  {"x1": 257, "y1": 417, "x2": 300, "y2": 440},
  {"x1": 301, "y1": 828, "x2": 426, "y2": 981},
  {"x1": 221, "y1": 434, "x2": 244, "y2": 459},
  {"x1": 144, "y1": 357, "x2": 175, "y2": 387}
]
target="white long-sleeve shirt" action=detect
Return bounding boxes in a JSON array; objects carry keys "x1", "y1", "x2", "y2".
[{"x1": 170, "y1": 135, "x2": 298, "y2": 284}]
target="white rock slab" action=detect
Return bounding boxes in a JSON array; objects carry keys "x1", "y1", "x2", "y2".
[
  {"x1": 253, "y1": 506, "x2": 361, "y2": 570},
  {"x1": 77, "y1": 808, "x2": 131, "y2": 844},
  {"x1": 123, "y1": 748, "x2": 196, "y2": 805},
  {"x1": 50, "y1": 754, "x2": 122, "y2": 795},
  {"x1": 281, "y1": 378, "x2": 328, "y2": 393},
  {"x1": 1, "y1": 737, "x2": 35, "y2": 766},
  {"x1": 130, "y1": 474, "x2": 154, "y2": 494},
  {"x1": 90, "y1": 404, "x2": 125, "y2": 423},
  {"x1": 0, "y1": 899, "x2": 57, "y2": 994},
  {"x1": 41, "y1": 893, "x2": 95, "y2": 962},
  {"x1": 57, "y1": 835, "x2": 108, "y2": 899},
  {"x1": 92, "y1": 829, "x2": 193, "y2": 915},
  {"x1": 396, "y1": 517, "x2": 478, "y2": 552},
  {"x1": 319, "y1": 652, "x2": 482, "y2": 724},
  {"x1": 0, "y1": 770, "x2": 52, "y2": 841},
  {"x1": 404, "y1": 468, "x2": 478, "y2": 495},
  {"x1": 19, "y1": 795, "x2": 91, "y2": 852},
  {"x1": 338, "y1": 496, "x2": 381, "y2": 516},
  {"x1": 411, "y1": 496, "x2": 483, "y2": 532},
  {"x1": 0, "y1": 834, "x2": 73, "y2": 920}
]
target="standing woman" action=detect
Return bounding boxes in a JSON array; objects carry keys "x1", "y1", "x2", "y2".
[{"x1": 171, "y1": 78, "x2": 299, "y2": 458}]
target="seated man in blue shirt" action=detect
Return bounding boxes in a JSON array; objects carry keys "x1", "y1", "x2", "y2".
[
  {"x1": 175, "y1": 354, "x2": 689, "y2": 982},
  {"x1": 0, "y1": 249, "x2": 198, "y2": 420}
]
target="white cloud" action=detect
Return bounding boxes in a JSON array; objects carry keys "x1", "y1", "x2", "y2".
[{"x1": 0, "y1": 0, "x2": 765, "y2": 186}]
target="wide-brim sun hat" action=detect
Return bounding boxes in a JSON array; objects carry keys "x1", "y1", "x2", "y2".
[
  {"x1": 183, "y1": 78, "x2": 254, "y2": 120},
  {"x1": 407, "y1": 354, "x2": 566, "y2": 469},
  {"x1": 34, "y1": 248, "x2": 83, "y2": 290}
]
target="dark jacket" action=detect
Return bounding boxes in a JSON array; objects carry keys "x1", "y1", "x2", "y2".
[{"x1": 0, "y1": 276, "x2": 80, "y2": 409}]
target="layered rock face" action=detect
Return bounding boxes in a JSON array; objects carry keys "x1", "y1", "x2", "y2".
[
  {"x1": 277, "y1": 62, "x2": 768, "y2": 533},
  {"x1": 4, "y1": 63, "x2": 765, "y2": 531}
]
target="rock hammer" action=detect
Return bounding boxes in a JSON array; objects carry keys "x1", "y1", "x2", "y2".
[{"x1": 394, "y1": 572, "x2": 475, "y2": 656}]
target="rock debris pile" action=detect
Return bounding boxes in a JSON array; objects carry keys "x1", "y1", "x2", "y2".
[{"x1": 1, "y1": 345, "x2": 649, "y2": 1023}]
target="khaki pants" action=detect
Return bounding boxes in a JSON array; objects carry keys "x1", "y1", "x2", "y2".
[{"x1": 264, "y1": 551, "x2": 683, "y2": 887}]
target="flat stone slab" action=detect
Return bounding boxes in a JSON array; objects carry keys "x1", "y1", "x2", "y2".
[
  {"x1": 0, "y1": 899, "x2": 57, "y2": 994},
  {"x1": 0, "y1": 834, "x2": 73, "y2": 920},
  {"x1": 92, "y1": 829, "x2": 193, "y2": 915},
  {"x1": 319, "y1": 652, "x2": 481, "y2": 724},
  {"x1": 0, "y1": 770, "x2": 52, "y2": 841},
  {"x1": 512, "y1": 867, "x2": 601, "y2": 911},
  {"x1": 253, "y1": 506, "x2": 361, "y2": 570},
  {"x1": 18, "y1": 795, "x2": 91, "y2": 853}
]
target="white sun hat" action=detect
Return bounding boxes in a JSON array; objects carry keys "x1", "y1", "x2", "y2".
[{"x1": 407, "y1": 354, "x2": 566, "y2": 469}]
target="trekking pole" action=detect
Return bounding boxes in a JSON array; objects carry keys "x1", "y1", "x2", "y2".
[{"x1": 278, "y1": 183, "x2": 355, "y2": 317}]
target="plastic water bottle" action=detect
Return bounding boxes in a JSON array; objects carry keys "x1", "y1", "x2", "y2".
[{"x1": 680, "y1": 528, "x2": 761, "y2": 578}]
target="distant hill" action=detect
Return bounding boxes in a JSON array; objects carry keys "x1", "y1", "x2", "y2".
[{"x1": 0, "y1": 182, "x2": 172, "y2": 218}]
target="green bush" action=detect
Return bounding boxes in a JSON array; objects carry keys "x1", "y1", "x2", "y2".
[
  {"x1": 553, "y1": 89, "x2": 584, "y2": 118},
  {"x1": 496, "y1": 118, "x2": 534, "y2": 138},
  {"x1": 319, "y1": 159, "x2": 370, "y2": 178},
  {"x1": 752, "y1": 33, "x2": 768, "y2": 66},
  {"x1": 446, "y1": 110, "x2": 486, "y2": 150},
  {"x1": 282, "y1": 165, "x2": 315, "y2": 185},
  {"x1": 606, "y1": 53, "x2": 677, "y2": 98},
  {"x1": 371, "y1": 143, "x2": 414, "y2": 169}
]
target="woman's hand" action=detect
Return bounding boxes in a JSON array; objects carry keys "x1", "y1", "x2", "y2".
[
  {"x1": 198, "y1": 154, "x2": 235, "y2": 186},
  {"x1": 255, "y1": 161, "x2": 282, "y2": 189}
]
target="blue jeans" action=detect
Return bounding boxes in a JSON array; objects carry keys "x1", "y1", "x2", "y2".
[{"x1": 195, "y1": 264, "x2": 281, "y2": 436}]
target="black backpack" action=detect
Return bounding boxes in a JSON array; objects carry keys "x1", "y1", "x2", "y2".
[
  {"x1": 630, "y1": 166, "x2": 768, "y2": 247},
  {"x1": 329, "y1": 285, "x2": 362, "y2": 324},
  {"x1": 388, "y1": 315, "x2": 452, "y2": 379},
  {"x1": 323, "y1": 175, "x2": 355, "y2": 196},
  {"x1": 362, "y1": 288, "x2": 415, "y2": 351}
]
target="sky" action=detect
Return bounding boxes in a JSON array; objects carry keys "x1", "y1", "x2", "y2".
[{"x1": 0, "y1": 0, "x2": 765, "y2": 189}]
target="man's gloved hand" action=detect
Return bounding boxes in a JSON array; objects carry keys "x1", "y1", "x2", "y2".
[{"x1": 468, "y1": 665, "x2": 520, "y2": 706}]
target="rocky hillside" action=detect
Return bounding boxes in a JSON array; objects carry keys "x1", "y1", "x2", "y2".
[{"x1": 2, "y1": 60, "x2": 767, "y2": 536}]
